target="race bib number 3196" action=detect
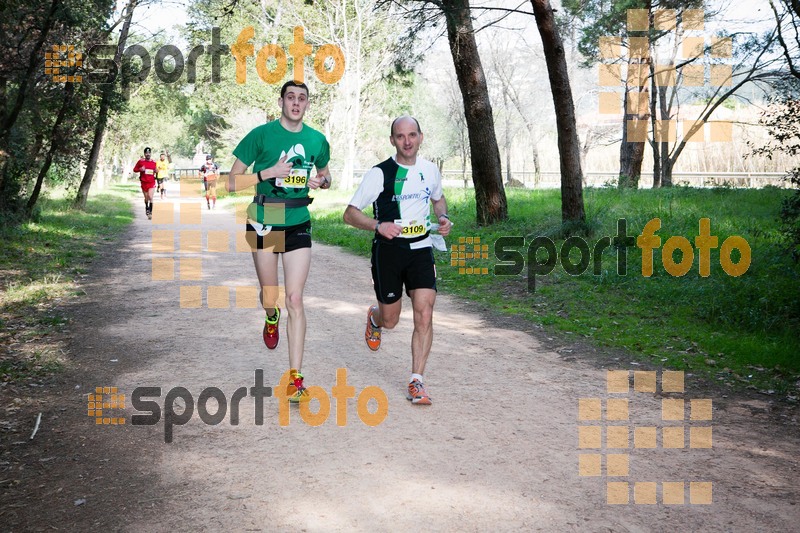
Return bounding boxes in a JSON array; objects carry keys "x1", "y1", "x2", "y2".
[{"x1": 277, "y1": 169, "x2": 308, "y2": 188}]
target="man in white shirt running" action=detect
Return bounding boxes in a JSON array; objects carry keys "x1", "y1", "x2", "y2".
[{"x1": 343, "y1": 116, "x2": 452, "y2": 406}]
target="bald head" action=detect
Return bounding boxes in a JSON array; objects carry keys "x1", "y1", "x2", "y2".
[{"x1": 390, "y1": 115, "x2": 422, "y2": 136}]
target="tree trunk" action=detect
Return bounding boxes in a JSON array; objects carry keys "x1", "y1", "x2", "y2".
[
  {"x1": 503, "y1": 78, "x2": 542, "y2": 185},
  {"x1": 0, "y1": 0, "x2": 61, "y2": 210},
  {"x1": 503, "y1": 90, "x2": 512, "y2": 184},
  {"x1": 657, "y1": 85, "x2": 672, "y2": 187},
  {"x1": 618, "y1": 54, "x2": 649, "y2": 189},
  {"x1": 27, "y1": 83, "x2": 75, "y2": 215},
  {"x1": 73, "y1": 0, "x2": 137, "y2": 210},
  {"x1": 442, "y1": 0, "x2": 507, "y2": 225},
  {"x1": 661, "y1": 157, "x2": 674, "y2": 188},
  {"x1": 650, "y1": 69, "x2": 661, "y2": 188},
  {"x1": 652, "y1": 140, "x2": 661, "y2": 188},
  {"x1": 531, "y1": 142, "x2": 541, "y2": 186},
  {"x1": 0, "y1": 0, "x2": 60, "y2": 142},
  {"x1": 530, "y1": 0, "x2": 585, "y2": 223}
]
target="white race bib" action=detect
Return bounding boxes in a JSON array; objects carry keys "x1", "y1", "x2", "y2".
[
  {"x1": 276, "y1": 168, "x2": 308, "y2": 188},
  {"x1": 395, "y1": 217, "x2": 429, "y2": 238}
]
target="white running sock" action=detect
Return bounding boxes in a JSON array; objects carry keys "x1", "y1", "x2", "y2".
[{"x1": 410, "y1": 373, "x2": 424, "y2": 384}]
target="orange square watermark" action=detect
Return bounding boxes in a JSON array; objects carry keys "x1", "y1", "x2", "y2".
[
  {"x1": 599, "y1": 92, "x2": 622, "y2": 114},
  {"x1": 151, "y1": 230, "x2": 174, "y2": 253},
  {"x1": 579, "y1": 398, "x2": 602, "y2": 420},
  {"x1": 235, "y1": 286, "x2": 259, "y2": 308},
  {"x1": 690, "y1": 482, "x2": 713, "y2": 504},
  {"x1": 683, "y1": 121, "x2": 705, "y2": 143},
  {"x1": 207, "y1": 286, "x2": 230, "y2": 308},
  {"x1": 180, "y1": 202, "x2": 202, "y2": 225},
  {"x1": 710, "y1": 65, "x2": 732, "y2": 87},
  {"x1": 629, "y1": 37, "x2": 650, "y2": 59},
  {"x1": 180, "y1": 230, "x2": 202, "y2": 253},
  {"x1": 626, "y1": 63, "x2": 649, "y2": 87},
  {"x1": 151, "y1": 258, "x2": 175, "y2": 281},
  {"x1": 627, "y1": 9, "x2": 648, "y2": 31},
  {"x1": 633, "y1": 371, "x2": 656, "y2": 392},
  {"x1": 179, "y1": 179, "x2": 203, "y2": 199},
  {"x1": 607, "y1": 371, "x2": 629, "y2": 393},
  {"x1": 634, "y1": 482, "x2": 657, "y2": 504},
  {"x1": 663, "y1": 482, "x2": 685, "y2": 504},
  {"x1": 626, "y1": 120, "x2": 648, "y2": 142},
  {"x1": 654, "y1": 120, "x2": 677, "y2": 142},
  {"x1": 606, "y1": 398, "x2": 629, "y2": 420},
  {"x1": 152, "y1": 202, "x2": 174, "y2": 224},
  {"x1": 664, "y1": 371, "x2": 686, "y2": 391},
  {"x1": 654, "y1": 9, "x2": 676, "y2": 31},
  {"x1": 662, "y1": 426, "x2": 685, "y2": 448},
  {"x1": 682, "y1": 64, "x2": 705, "y2": 87},
  {"x1": 607, "y1": 454, "x2": 629, "y2": 476},
  {"x1": 690, "y1": 426, "x2": 713, "y2": 448},
  {"x1": 626, "y1": 91, "x2": 648, "y2": 115},
  {"x1": 683, "y1": 9, "x2": 704, "y2": 30},
  {"x1": 180, "y1": 258, "x2": 202, "y2": 281},
  {"x1": 88, "y1": 387, "x2": 125, "y2": 425},
  {"x1": 691, "y1": 399, "x2": 712, "y2": 420},
  {"x1": 607, "y1": 482, "x2": 629, "y2": 504},
  {"x1": 710, "y1": 121, "x2": 732, "y2": 142},
  {"x1": 579, "y1": 426, "x2": 602, "y2": 448},
  {"x1": 654, "y1": 65, "x2": 676, "y2": 87},
  {"x1": 682, "y1": 37, "x2": 705, "y2": 59},
  {"x1": 710, "y1": 37, "x2": 732, "y2": 58},
  {"x1": 207, "y1": 231, "x2": 229, "y2": 252},
  {"x1": 180, "y1": 286, "x2": 202, "y2": 308},
  {"x1": 606, "y1": 426, "x2": 629, "y2": 449},
  {"x1": 579, "y1": 454, "x2": 602, "y2": 476},
  {"x1": 260, "y1": 285, "x2": 286, "y2": 309},
  {"x1": 599, "y1": 64, "x2": 622, "y2": 87},
  {"x1": 599, "y1": 37, "x2": 622, "y2": 59},
  {"x1": 634, "y1": 426, "x2": 657, "y2": 448},
  {"x1": 662, "y1": 398, "x2": 685, "y2": 420}
]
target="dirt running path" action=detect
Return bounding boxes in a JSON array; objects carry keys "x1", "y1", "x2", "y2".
[{"x1": 6, "y1": 193, "x2": 800, "y2": 531}]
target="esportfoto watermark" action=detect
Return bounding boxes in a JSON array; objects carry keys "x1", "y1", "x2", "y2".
[
  {"x1": 578, "y1": 370, "x2": 713, "y2": 505},
  {"x1": 49, "y1": 25, "x2": 344, "y2": 87},
  {"x1": 457, "y1": 218, "x2": 750, "y2": 291},
  {"x1": 91, "y1": 368, "x2": 387, "y2": 443}
]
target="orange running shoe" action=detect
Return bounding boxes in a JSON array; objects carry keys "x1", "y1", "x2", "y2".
[
  {"x1": 287, "y1": 369, "x2": 310, "y2": 403},
  {"x1": 407, "y1": 379, "x2": 432, "y2": 405},
  {"x1": 365, "y1": 305, "x2": 382, "y2": 351},
  {"x1": 262, "y1": 308, "x2": 280, "y2": 350}
]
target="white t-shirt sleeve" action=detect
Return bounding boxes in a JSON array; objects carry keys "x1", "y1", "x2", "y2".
[
  {"x1": 429, "y1": 162, "x2": 443, "y2": 201},
  {"x1": 348, "y1": 167, "x2": 385, "y2": 211}
]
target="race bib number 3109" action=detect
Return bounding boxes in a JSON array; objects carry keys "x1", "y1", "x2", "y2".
[{"x1": 396, "y1": 219, "x2": 427, "y2": 237}]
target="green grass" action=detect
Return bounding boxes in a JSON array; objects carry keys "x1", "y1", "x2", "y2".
[
  {"x1": 309, "y1": 186, "x2": 800, "y2": 396},
  {"x1": 0, "y1": 186, "x2": 134, "y2": 382}
]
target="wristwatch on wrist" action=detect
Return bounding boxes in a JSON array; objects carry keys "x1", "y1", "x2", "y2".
[
  {"x1": 375, "y1": 221, "x2": 381, "y2": 233},
  {"x1": 257, "y1": 170, "x2": 265, "y2": 183},
  {"x1": 440, "y1": 213, "x2": 450, "y2": 220}
]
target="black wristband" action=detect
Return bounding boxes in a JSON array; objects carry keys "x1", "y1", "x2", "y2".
[
  {"x1": 257, "y1": 170, "x2": 264, "y2": 183},
  {"x1": 440, "y1": 213, "x2": 449, "y2": 220}
]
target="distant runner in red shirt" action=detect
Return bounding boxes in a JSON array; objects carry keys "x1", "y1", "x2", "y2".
[{"x1": 133, "y1": 147, "x2": 157, "y2": 220}]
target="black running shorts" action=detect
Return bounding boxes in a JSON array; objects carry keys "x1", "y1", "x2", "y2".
[
  {"x1": 371, "y1": 240, "x2": 437, "y2": 304},
  {"x1": 245, "y1": 221, "x2": 311, "y2": 254}
]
